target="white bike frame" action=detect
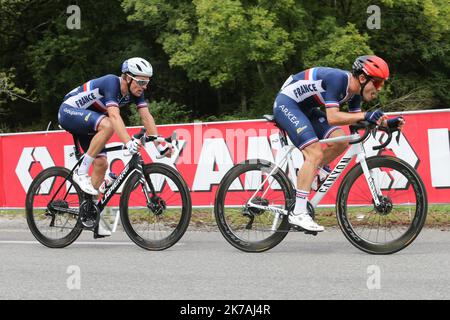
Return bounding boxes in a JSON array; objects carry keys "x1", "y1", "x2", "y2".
[{"x1": 247, "y1": 131, "x2": 383, "y2": 221}]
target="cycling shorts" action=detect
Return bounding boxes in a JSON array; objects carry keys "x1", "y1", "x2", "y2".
[
  {"x1": 273, "y1": 93, "x2": 340, "y2": 149},
  {"x1": 58, "y1": 104, "x2": 107, "y2": 157}
]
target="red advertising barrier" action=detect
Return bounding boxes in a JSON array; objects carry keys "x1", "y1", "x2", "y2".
[{"x1": 1, "y1": 110, "x2": 449, "y2": 208}]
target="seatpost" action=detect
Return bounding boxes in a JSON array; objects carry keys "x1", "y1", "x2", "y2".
[
  {"x1": 72, "y1": 135, "x2": 83, "y2": 161},
  {"x1": 279, "y1": 129, "x2": 288, "y2": 147}
]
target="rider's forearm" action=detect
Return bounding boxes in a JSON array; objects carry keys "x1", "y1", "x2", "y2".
[
  {"x1": 108, "y1": 111, "x2": 132, "y2": 144},
  {"x1": 327, "y1": 110, "x2": 365, "y2": 126},
  {"x1": 138, "y1": 108, "x2": 158, "y2": 136}
]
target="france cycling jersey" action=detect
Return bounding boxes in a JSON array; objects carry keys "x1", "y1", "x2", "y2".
[
  {"x1": 279, "y1": 67, "x2": 361, "y2": 112},
  {"x1": 62, "y1": 74, "x2": 148, "y2": 112},
  {"x1": 273, "y1": 67, "x2": 362, "y2": 149},
  {"x1": 58, "y1": 74, "x2": 148, "y2": 157}
]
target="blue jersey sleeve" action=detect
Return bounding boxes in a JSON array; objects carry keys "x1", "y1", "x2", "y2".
[
  {"x1": 321, "y1": 71, "x2": 348, "y2": 109},
  {"x1": 348, "y1": 95, "x2": 362, "y2": 113},
  {"x1": 96, "y1": 75, "x2": 120, "y2": 108},
  {"x1": 134, "y1": 94, "x2": 148, "y2": 109}
]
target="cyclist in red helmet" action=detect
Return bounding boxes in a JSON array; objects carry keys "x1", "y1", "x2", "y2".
[
  {"x1": 272, "y1": 55, "x2": 405, "y2": 232},
  {"x1": 352, "y1": 55, "x2": 390, "y2": 99}
]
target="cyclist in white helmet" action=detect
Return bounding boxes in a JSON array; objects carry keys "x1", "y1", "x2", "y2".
[{"x1": 58, "y1": 57, "x2": 172, "y2": 235}]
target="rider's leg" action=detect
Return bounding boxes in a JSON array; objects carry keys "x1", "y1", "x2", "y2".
[
  {"x1": 58, "y1": 106, "x2": 111, "y2": 195},
  {"x1": 307, "y1": 112, "x2": 348, "y2": 191},
  {"x1": 308, "y1": 109, "x2": 348, "y2": 169},
  {"x1": 91, "y1": 156, "x2": 108, "y2": 189},
  {"x1": 273, "y1": 96, "x2": 324, "y2": 232},
  {"x1": 93, "y1": 155, "x2": 112, "y2": 237},
  {"x1": 295, "y1": 142, "x2": 323, "y2": 214},
  {"x1": 297, "y1": 142, "x2": 323, "y2": 192},
  {"x1": 79, "y1": 117, "x2": 114, "y2": 175},
  {"x1": 289, "y1": 141, "x2": 325, "y2": 232},
  {"x1": 320, "y1": 129, "x2": 348, "y2": 167},
  {"x1": 87, "y1": 118, "x2": 114, "y2": 189}
]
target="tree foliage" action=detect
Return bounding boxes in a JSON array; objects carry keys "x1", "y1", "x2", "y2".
[{"x1": 0, "y1": 0, "x2": 448, "y2": 132}]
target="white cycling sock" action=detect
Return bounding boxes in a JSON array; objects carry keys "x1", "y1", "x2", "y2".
[
  {"x1": 293, "y1": 190, "x2": 309, "y2": 215},
  {"x1": 78, "y1": 154, "x2": 95, "y2": 176}
]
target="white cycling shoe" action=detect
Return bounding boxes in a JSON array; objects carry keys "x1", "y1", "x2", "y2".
[
  {"x1": 73, "y1": 171, "x2": 98, "y2": 196},
  {"x1": 97, "y1": 220, "x2": 112, "y2": 237},
  {"x1": 289, "y1": 212, "x2": 325, "y2": 232}
]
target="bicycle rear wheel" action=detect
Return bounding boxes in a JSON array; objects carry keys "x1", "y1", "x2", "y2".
[
  {"x1": 26, "y1": 167, "x2": 83, "y2": 248},
  {"x1": 120, "y1": 163, "x2": 191, "y2": 251},
  {"x1": 214, "y1": 160, "x2": 294, "y2": 252},
  {"x1": 337, "y1": 156, "x2": 427, "y2": 254}
]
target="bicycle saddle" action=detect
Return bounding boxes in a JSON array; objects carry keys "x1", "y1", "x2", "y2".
[{"x1": 263, "y1": 115, "x2": 275, "y2": 123}]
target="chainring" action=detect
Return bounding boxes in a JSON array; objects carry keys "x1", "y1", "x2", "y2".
[{"x1": 79, "y1": 200, "x2": 99, "y2": 229}]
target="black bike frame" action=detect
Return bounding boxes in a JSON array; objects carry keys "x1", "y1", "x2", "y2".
[
  {"x1": 49, "y1": 139, "x2": 155, "y2": 215},
  {"x1": 96, "y1": 147, "x2": 151, "y2": 213}
]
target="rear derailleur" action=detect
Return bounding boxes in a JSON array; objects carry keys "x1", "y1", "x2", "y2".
[{"x1": 242, "y1": 197, "x2": 269, "y2": 230}]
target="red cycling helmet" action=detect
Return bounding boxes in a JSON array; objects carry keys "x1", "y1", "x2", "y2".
[
  {"x1": 352, "y1": 55, "x2": 389, "y2": 80},
  {"x1": 353, "y1": 55, "x2": 389, "y2": 93}
]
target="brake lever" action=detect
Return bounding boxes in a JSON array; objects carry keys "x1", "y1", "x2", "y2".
[
  {"x1": 371, "y1": 127, "x2": 377, "y2": 139},
  {"x1": 172, "y1": 132, "x2": 179, "y2": 149},
  {"x1": 133, "y1": 128, "x2": 147, "y2": 140},
  {"x1": 395, "y1": 130, "x2": 401, "y2": 144},
  {"x1": 155, "y1": 131, "x2": 178, "y2": 159},
  {"x1": 373, "y1": 126, "x2": 396, "y2": 151},
  {"x1": 349, "y1": 121, "x2": 374, "y2": 145},
  {"x1": 155, "y1": 143, "x2": 174, "y2": 159}
]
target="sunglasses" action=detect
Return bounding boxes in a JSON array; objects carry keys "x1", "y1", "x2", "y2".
[
  {"x1": 370, "y1": 77, "x2": 385, "y2": 89},
  {"x1": 128, "y1": 75, "x2": 150, "y2": 88}
]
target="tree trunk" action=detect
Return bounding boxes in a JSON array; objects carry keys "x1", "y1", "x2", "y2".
[
  {"x1": 241, "y1": 89, "x2": 247, "y2": 114},
  {"x1": 217, "y1": 88, "x2": 222, "y2": 114},
  {"x1": 257, "y1": 63, "x2": 268, "y2": 88}
]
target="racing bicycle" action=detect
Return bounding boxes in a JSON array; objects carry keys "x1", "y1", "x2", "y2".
[
  {"x1": 214, "y1": 115, "x2": 428, "y2": 254},
  {"x1": 26, "y1": 129, "x2": 192, "y2": 251}
]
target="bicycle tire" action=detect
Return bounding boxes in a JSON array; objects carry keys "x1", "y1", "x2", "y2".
[
  {"x1": 26, "y1": 167, "x2": 83, "y2": 248},
  {"x1": 336, "y1": 156, "x2": 428, "y2": 254},
  {"x1": 120, "y1": 163, "x2": 192, "y2": 251},
  {"x1": 214, "y1": 159, "x2": 294, "y2": 252}
]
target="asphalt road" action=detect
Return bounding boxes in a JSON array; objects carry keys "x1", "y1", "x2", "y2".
[{"x1": 0, "y1": 219, "x2": 449, "y2": 300}]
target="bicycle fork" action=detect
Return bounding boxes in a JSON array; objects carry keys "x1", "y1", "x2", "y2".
[
  {"x1": 357, "y1": 154, "x2": 382, "y2": 207},
  {"x1": 138, "y1": 161, "x2": 153, "y2": 204},
  {"x1": 138, "y1": 161, "x2": 166, "y2": 215}
]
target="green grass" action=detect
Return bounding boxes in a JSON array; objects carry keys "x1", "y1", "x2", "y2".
[
  {"x1": 186, "y1": 205, "x2": 450, "y2": 229},
  {"x1": 2, "y1": 205, "x2": 449, "y2": 229},
  {"x1": 189, "y1": 204, "x2": 450, "y2": 229}
]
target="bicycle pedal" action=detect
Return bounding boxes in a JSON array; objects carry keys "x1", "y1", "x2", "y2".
[
  {"x1": 81, "y1": 224, "x2": 96, "y2": 232},
  {"x1": 291, "y1": 225, "x2": 318, "y2": 236},
  {"x1": 93, "y1": 232, "x2": 107, "y2": 239}
]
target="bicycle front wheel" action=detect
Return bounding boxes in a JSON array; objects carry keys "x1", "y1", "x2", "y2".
[
  {"x1": 26, "y1": 167, "x2": 83, "y2": 248},
  {"x1": 214, "y1": 160, "x2": 294, "y2": 252},
  {"x1": 120, "y1": 163, "x2": 191, "y2": 251},
  {"x1": 337, "y1": 156, "x2": 427, "y2": 254}
]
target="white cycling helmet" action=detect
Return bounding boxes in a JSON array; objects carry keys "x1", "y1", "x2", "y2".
[{"x1": 121, "y1": 57, "x2": 153, "y2": 77}]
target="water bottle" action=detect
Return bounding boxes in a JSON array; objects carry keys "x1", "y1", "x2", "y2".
[{"x1": 99, "y1": 172, "x2": 117, "y2": 194}]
